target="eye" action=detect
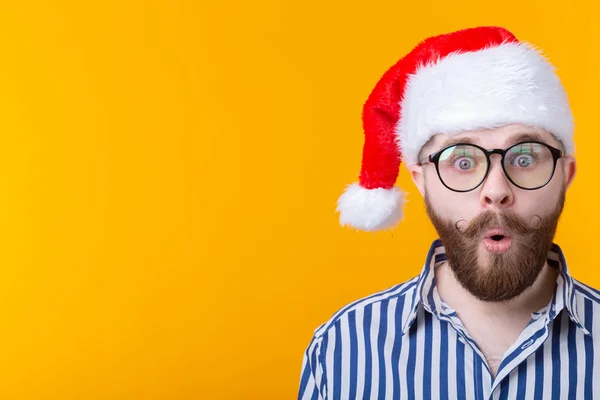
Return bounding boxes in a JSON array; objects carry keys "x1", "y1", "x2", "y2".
[
  {"x1": 511, "y1": 154, "x2": 535, "y2": 168},
  {"x1": 454, "y1": 157, "x2": 475, "y2": 171}
]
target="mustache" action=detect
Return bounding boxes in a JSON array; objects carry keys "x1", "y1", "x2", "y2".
[{"x1": 457, "y1": 209, "x2": 538, "y2": 239}]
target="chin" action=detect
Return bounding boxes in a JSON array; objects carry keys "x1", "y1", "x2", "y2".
[
  {"x1": 475, "y1": 252, "x2": 494, "y2": 272},
  {"x1": 477, "y1": 243, "x2": 509, "y2": 268}
]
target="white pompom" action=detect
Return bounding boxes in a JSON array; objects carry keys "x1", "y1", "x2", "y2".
[{"x1": 336, "y1": 183, "x2": 406, "y2": 231}]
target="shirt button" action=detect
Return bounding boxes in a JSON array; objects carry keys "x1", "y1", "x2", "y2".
[{"x1": 521, "y1": 339, "x2": 534, "y2": 350}]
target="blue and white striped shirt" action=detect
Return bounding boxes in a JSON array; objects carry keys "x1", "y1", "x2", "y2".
[{"x1": 298, "y1": 239, "x2": 600, "y2": 399}]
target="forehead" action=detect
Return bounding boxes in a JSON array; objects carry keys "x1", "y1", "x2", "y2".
[{"x1": 421, "y1": 124, "x2": 563, "y2": 155}]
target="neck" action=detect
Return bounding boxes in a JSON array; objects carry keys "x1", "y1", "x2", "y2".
[{"x1": 435, "y1": 260, "x2": 559, "y2": 317}]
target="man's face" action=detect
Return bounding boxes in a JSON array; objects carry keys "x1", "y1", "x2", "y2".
[{"x1": 409, "y1": 124, "x2": 576, "y2": 302}]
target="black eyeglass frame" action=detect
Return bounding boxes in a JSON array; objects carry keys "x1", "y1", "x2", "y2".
[{"x1": 417, "y1": 140, "x2": 564, "y2": 192}]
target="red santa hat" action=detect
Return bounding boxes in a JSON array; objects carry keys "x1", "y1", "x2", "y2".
[{"x1": 336, "y1": 26, "x2": 574, "y2": 232}]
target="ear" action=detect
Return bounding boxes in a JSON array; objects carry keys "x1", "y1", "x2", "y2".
[
  {"x1": 406, "y1": 162, "x2": 426, "y2": 196},
  {"x1": 562, "y1": 155, "x2": 576, "y2": 189}
]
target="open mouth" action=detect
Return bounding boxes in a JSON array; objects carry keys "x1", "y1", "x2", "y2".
[{"x1": 483, "y1": 229, "x2": 512, "y2": 253}]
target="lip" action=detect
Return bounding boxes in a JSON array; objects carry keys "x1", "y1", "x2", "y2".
[
  {"x1": 482, "y1": 227, "x2": 512, "y2": 254},
  {"x1": 484, "y1": 227, "x2": 510, "y2": 239}
]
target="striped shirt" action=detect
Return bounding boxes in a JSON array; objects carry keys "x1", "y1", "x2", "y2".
[{"x1": 297, "y1": 239, "x2": 600, "y2": 399}]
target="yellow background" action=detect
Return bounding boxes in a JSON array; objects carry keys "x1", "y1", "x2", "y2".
[{"x1": 0, "y1": 0, "x2": 599, "y2": 398}]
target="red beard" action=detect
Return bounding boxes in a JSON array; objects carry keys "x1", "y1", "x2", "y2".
[{"x1": 425, "y1": 187, "x2": 565, "y2": 302}]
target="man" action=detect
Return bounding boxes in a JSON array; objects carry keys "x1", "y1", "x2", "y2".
[{"x1": 298, "y1": 26, "x2": 600, "y2": 399}]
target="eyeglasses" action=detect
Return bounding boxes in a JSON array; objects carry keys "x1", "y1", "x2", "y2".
[{"x1": 417, "y1": 141, "x2": 564, "y2": 192}]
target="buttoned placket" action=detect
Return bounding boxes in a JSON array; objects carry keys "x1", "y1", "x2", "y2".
[{"x1": 430, "y1": 284, "x2": 562, "y2": 400}]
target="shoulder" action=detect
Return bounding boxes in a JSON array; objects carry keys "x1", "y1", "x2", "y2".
[
  {"x1": 571, "y1": 278, "x2": 600, "y2": 336},
  {"x1": 572, "y1": 278, "x2": 600, "y2": 304},
  {"x1": 298, "y1": 276, "x2": 421, "y2": 398},
  {"x1": 309, "y1": 275, "x2": 420, "y2": 342}
]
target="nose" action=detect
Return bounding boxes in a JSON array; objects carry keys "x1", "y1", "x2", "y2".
[{"x1": 480, "y1": 155, "x2": 514, "y2": 209}]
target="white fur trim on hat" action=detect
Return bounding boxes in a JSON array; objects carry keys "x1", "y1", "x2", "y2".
[
  {"x1": 336, "y1": 183, "x2": 405, "y2": 231},
  {"x1": 396, "y1": 42, "x2": 574, "y2": 164}
]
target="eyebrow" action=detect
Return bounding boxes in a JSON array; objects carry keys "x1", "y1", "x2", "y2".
[
  {"x1": 440, "y1": 136, "x2": 479, "y2": 148},
  {"x1": 506, "y1": 132, "x2": 546, "y2": 145}
]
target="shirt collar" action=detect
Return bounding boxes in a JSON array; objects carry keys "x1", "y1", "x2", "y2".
[{"x1": 401, "y1": 239, "x2": 591, "y2": 336}]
